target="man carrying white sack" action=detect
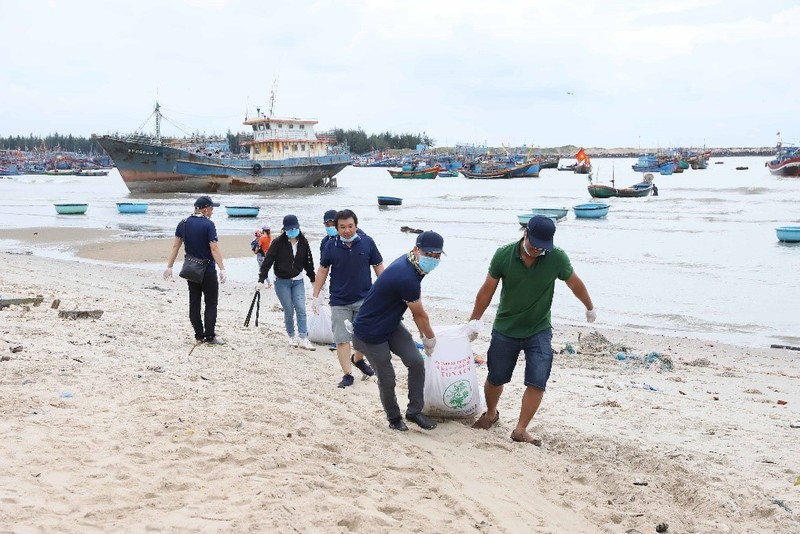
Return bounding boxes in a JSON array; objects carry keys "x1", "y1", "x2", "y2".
[
  {"x1": 469, "y1": 215, "x2": 596, "y2": 445},
  {"x1": 351, "y1": 231, "x2": 444, "y2": 432}
]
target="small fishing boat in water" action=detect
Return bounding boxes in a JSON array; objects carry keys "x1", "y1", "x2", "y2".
[
  {"x1": 766, "y1": 142, "x2": 800, "y2": 177},
  {"x1": 573, "y1": 203, "x2": 610, "y2": 219},
  {"x1": 225, "y1": 206, "x2": 260, "y2": 217},
  {"x1": 388, "y1": 164, "x2": 440, "y2": 179},
  {"x1": 377, "y1": 196, "x2": 403, "y2": 206},
  {"x1": 117, "y1": 202, "x2": 149, "y2": 214},
  {"x1": 775, "y1": 226, "x2": 800, "y2": 242},
  {"x1": 54, "y1": 203, "x2": 88, "y2": 215}
]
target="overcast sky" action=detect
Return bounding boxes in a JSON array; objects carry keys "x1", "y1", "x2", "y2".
[{"x1": 1, "y1": 0, "x2": 797, "y2": 149}]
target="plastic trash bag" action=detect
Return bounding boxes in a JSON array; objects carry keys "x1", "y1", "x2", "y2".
[
  {"x1": 422, "y1": 323, "x2": 483, "y2": 418},
  {"x1": 307, "y1": 304, "x2": 334, "y2": 344}
]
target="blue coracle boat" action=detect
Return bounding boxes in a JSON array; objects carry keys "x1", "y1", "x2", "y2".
[
  {"x1": 378, "y1": 196, "x2": 403, "y2": 206},
  {"x1": 54, "y1": 203, "x2": 88, "y2": 215},
  {"x1": 573, "y1": 203, "x2": 610, "y2": 219},
  {"x1": 775, "y1": 226, "x2": 800, "y2": 242},
  {"x1": 117, "y1": 202, "x2": 149, "y2": 214},
  {"x1": 226, "y1": 206, "x2": 260, "y2": 217}
]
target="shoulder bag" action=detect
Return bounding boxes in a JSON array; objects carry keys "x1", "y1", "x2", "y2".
[{"x1": 178, "y1": 218, "x2": 210, "y2": 283}]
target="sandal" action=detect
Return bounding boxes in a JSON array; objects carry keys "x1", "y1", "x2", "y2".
[
  {"x1": 511, "y1": 429, "x2": 542, "y2": 446},
  {"x1": 471, "y1": 410, "x2": 499, "y2": 430}
]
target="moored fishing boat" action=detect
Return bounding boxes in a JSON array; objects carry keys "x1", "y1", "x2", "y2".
[
  {"x1": 117, "y1": 202, "x2": 149, "y2": 214},
  {"x1": 54, "y1": 203, "x2": 88, "y2": 214},
  {"x1": 387, "y1": 164, "x2": 440, "y2": 179},
  {"x1": 573, "y1": 203, "x2": 610, "y2": 219},
  {"x1": 225, "y1": 206, "x2": 260, "y2": 217},
  {"x1": 766, "y1": 143, "x2": 800, "y2": 177},
  {"x1": 95, "y1": 101, "x2": 350, "y2": 193}
]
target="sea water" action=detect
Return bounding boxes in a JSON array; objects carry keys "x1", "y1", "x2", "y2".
[{"x1": 1, "y1": 156, "x2": 798, "y2": 349}]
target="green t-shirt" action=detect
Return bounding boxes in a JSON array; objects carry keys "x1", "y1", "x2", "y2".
[{"x1": 488, "y1": 240, "x2": 574, "y2": 338}]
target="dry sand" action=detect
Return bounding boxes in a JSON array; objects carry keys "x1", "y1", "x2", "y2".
[{"x1": 1, "y1": 231, "x2": 799, "y2": 532}]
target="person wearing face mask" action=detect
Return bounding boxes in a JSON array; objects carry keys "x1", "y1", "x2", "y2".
[
  {"x1": 311, "y1": 209, "x2": 384, "y2": 388},
  {"x1": 351, "y1": 231, "x2": 444, "y2": 432},
  {"x1": 163, "y1": 195, "x2": 227, "y2": 346},
  {"x1": 320, "y1": 209, "x2": 338, "y2": 254},
  {"x1": 257, "y1": 214, "x2": 317, "y2": 350},
  {"x1": 469, "y1": 215, "x2": 595, "y2": 445}
]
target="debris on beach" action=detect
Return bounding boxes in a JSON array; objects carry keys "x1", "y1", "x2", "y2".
[
  {"x1": 58, "y1": 309, "x2": 103, "y2": 320},
  {"x1": 400, "y1": 225, "x2": 423, "y2": 234}
]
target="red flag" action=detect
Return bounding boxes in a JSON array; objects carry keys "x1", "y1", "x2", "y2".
[{"x1": 575, "y1": 148, "x2": 586, "y2": 163}]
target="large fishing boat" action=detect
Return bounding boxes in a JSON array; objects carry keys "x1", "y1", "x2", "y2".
[
  {"x1": 95, "y1": 102, "x2": 350, "y2": 193},
  {"x1": 766, "y1": 142, "x2": 800, "y2": 177}
]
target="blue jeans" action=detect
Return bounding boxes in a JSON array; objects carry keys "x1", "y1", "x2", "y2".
[
  {"x1": 274, "y1": 278, "x2": 307, "y2": 338},
  {"x1": 486, "y1": 328, "x2": 553, "y2": 390}
]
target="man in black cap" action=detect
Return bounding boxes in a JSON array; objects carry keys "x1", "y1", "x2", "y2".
[
  {"x1": 163, "y1": 195, "x2": 227, "y2": 345},
  {"x1": 469, "y1": 215, "x2": 595, "y2": 445},
  {"x1": 351, "y1": 230, "x2": 444, "y2": 431}
]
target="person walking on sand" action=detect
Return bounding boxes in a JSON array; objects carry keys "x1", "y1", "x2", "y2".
[
  {"x1": 311, "y1": 209, "x2": 383, "y2": 388},
  {"x1": 163, "y1": 195, "x2": 227, "y2": 345},
  {"x1": 469, "y1": 215, "x2": 595, "y2": 445},
  {"x1": 257, "y1": 214, "x2": 316, "y2": 350},
  {"x1": 351, "y1": 231, "x2": 444, "y2": 432}
]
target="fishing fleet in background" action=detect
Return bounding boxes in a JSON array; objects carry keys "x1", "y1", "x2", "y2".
[{"x1": 1, "y1": 97, "x2": 798, "y2": 242}]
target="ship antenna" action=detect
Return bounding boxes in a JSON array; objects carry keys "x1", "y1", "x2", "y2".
[
  {"x1": 154, "y1": 101, "x2": 162, "y2": 144},
  {"x1": 268, "y1": 76, "x2": 279, "y2": 117}
]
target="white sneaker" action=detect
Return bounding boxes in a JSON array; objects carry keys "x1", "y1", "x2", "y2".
[
  {"x1": 299, "y1": 337, "x2": 316, "y2": 351},
  {"x1": 288, "y1": 336, "x2": 297, "y2": 347}
]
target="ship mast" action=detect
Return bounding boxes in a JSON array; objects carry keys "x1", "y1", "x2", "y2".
[
  {"x1": 268, "y1": 77, "x2": 278, "y2": 117},
  {"x1": 154, "y1": 101, "x2": 162, "y2": 144}
]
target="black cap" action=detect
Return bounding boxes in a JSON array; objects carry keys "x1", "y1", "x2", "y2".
[
  {"x1": 526, "y1": 215, "x2": 555, "y2": 251},
  {"x1": 323, "y1": 209, "x2": 337, "y2": 222},
  {"x1": 415, "y1": 231, "x2": 445, "y2": 254},
  {"x1": 194, "y1": 195, "x2": 220, "y2": 209},
  {"x1": 282, "y1": 214, "x2": 300, "y2": 231}
]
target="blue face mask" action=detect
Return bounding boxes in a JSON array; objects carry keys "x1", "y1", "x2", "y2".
[
  {"x1": 340, "y1": 234, "x2": 360, "y2": 243},
  {"x1": 286, "y1": 228, "x2": 300, "y2": 239},
  {"x1": 417, "y1": 255, "x2": 440, "y2": 274},
  {"x1": 325, "y1": 226, "x2": 338, "y2": 237}
]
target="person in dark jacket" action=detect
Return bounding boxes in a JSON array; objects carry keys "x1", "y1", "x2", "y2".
[{"x1": 257, "y1": 214, "x2": 316, "y2": 350}]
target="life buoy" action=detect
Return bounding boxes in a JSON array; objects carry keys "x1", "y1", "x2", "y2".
[{"x1": 253, "y1": 163, "x2": 262, "y2": 174}]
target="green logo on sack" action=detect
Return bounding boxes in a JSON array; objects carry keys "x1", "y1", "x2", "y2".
[{"x1": 443, "y1": 380, "x2": 472, "y2": 409}]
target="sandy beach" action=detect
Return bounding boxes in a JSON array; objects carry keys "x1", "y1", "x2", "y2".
[{"x1": 1, "y1": 230, "x2": 799, "y2": 532}]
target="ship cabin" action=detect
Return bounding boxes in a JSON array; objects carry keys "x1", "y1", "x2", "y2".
[{"x1": 241, "y1": 116, "x2": 336, "y2": 162}]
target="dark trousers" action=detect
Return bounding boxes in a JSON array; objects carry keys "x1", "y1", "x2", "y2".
[
  {"x1": 188, "y1": 270, "x2": 219, "y2": 341},
  {"x1": 353, "y1": 323, "x2": 425, "y2": 422}
]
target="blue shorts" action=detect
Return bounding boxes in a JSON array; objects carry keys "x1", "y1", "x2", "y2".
[{"x1": 486, "y1": 328, "x2": 553, "y2": 390}]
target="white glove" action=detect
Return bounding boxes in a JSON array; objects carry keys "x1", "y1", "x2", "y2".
[
  {"x1": 467, "y1": 319, "x2": 483, "y2": 342},
  {"x1": 586, "y1": 308, "x2": 597, "y2": 323},
  {"x1": 218, "y1": 270, "x2": 227, "y2": 284},
  {"x1": 311, "y1": 296, "x2": 320, "y2": 314},
  {"x1": 266, "y1": 278, "x2": 273, "y2": 289},
  {"x1": 422, "y1": 336, "x2": 436, "y2": 357},
  {"x1": 344, "y1": 319, "x2": 354, "y2": 334},
  {"x1": 256, "y1": 282, "x2": 265, "y2": 291},
  {"x1": 162, "y1": 267, "x2": 173, "y2": 281}
]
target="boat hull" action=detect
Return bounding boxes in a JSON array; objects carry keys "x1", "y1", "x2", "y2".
[
  {"x1": 225, "y1": 206, "x2": 260, "y2": 217},
  {"x1": 96, "y1": 136, "x2": 351, "y2": 193},
  {"x1": 767, "y1": 158, "x2": 800, "y2": 177},
  {"x1": 388, "y1": 164, "x2": 439, "y2": 179}
]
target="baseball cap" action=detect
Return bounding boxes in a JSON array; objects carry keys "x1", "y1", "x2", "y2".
[
  {"x1": 323, "y1": 209, "x2": 337, "y2": 223},
  {"x1": 526, "y1": 215, "x2": 556, "y2": 251},
  {"x1": 415, "y1": 230, "x2": 445, "y2": 254},
  {"x1": 282, "y1": 214, "x2": 300, "y2": 231},
  {"x1": 261, "y1": 224, "x2": 270, "y2": 231},
  {"x1": 194, "y1": 195, "x2": 220, "y2": 209}
]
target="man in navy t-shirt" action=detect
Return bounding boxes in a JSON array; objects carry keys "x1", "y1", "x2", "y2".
[
  {"x1": 312, "y1": 209, "x2": 383, "y2": 388},
  {"x1": 352, "y1": 230, "x2": 444, "y2": 431},
  {"x1": 163, "y1": 195, "x2": 227, "y2": 345}
]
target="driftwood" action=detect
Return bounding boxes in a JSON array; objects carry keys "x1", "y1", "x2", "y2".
[
  {"x1": 58, "y1": 310, "x2": 104, "y2": 320},
  {"x1": 0, "y1": 296, "x2": 44, "y2": 309},
  {"x1": 400, "y1": 226, "x2": 424, "y2": 234}
]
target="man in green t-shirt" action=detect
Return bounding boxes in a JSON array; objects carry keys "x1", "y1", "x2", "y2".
[{"x1": 469, "y1": 215, "x2": 596, "y2": 445}]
